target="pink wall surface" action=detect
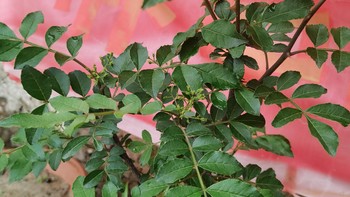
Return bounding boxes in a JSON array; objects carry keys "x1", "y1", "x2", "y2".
[{"x1": 1, "y1": 0, "x2": 350, "y2": 190}]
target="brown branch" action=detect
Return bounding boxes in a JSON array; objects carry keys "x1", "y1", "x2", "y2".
[
  {"x1": 113, "y1": 134, "x2": 141, "y2": 182},
  {"x1": 235, "y1": 0, "x2": 240, "y2": 32},
  {"x1": 258, "y1": 0, "x2": 327, "y2": 82},
  {"x1": 23, "y1": 40, "x2": 95, "y2": 78},
  {"x1": 203, "y1": 0, "x2": 218, "y2": 20}
]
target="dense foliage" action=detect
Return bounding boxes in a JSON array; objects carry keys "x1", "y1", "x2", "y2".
[{"x1": 0, "y1": 0, "x2": 350, "y2": 196}]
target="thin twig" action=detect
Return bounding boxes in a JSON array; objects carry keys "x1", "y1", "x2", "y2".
[
  {"x1": 203, "y1": 0, "x2": 218, "y2": 20},
  {"x1": 264, "y1": 51, "x2": 269, "y2": 70},
  {"x1": 289, "y1": 48, "x2": 336, "y2": 56},
  {"x1": 258, "y1": 0, "x2": 327, "y2": 81},
  {"x1": 113, "y1": 134, "x2": 141, "y2": 182},
  {"x1": 23, "y1": 40, "x2": 95, "y2": 78},
  {"x1": 235, "y1": 0, "x2": 241, "y2": 32}
]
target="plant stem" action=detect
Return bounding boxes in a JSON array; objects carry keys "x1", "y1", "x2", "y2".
[
  {"x1": 258, "y1": 0, "x2": 327, "y2": 82},
  {"x1": 203, "y1": 0, "x2": 217, "y2": 20},
  {"x1": 289, "y1": 48, "x2": 336, "y2": 56},
  {"x1": 180, "y1": 126, "x2": 208, "y2": 197},
  {"x1": 112, "y1": 134, "x2": 141, "y2": 182},
  {"x1": 264, "y1": 51, "x2": 269, "y2": 70},
  {"x1": 23, "y1": 40, "x2": 95, "y2": 78},
  {"x1": 235, "y1": 0, "x2": 241, "y2": 33},
  {"x1": 92, "y1": 110, "x2": 116, "y2": 116}
]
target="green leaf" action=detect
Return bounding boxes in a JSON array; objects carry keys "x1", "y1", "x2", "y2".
[
  {"x1": 67, "y1": 34, "x2": 83, "y2": 57},
  {"x1": 142, "y1": 0, "x2": 167, "y2": 9},
  {"x1": 140, "y1": 147, "x2": 152, "y2": 166},
  {"x1": 45, "y1": 26, "x2": 68, "y2": 47},
  {"x1": 306, "y1": 24, "x2": 329, "y2": 47},
  {"x1": 230, "y1": 122, "x2": 255, "y2": 145},
  {"x1": 69, "y1": 70, "x2": 91, "y2": 96},
  {"x1": 134, "y1": 179, "x2": 167, "y2": 197},
  {"x1": 267, "y1": 22, "x2": 294, "y2": 34},
  {"x1": 156, "y1": 158, "x2": 192, "y2": 184},
  {"x1": 307, "y1": 117, "x2": 338, "y2": 156},
  {"x1": 235, "y1": 113, "x2": 266, "y2": 128},
  {"x1": 73, "y1": 176, "x2": 95, "y2": 197},
  {"x1": 158, "y1": 140, "x2": 188, "y2": 156},
  {"x1": 86, "y1": 94, "x2": 117, "y2": 110},
  {"x1": 165, "y1": 186, "x2": 202, "y2": 197},
  {"x1": 186, "y1": 123, "x2": 211, "y2": 136},
  {"x1": 67, "y1": 115, "x2": 95, "y2": 137},
  {"x1": 22, "y1": 144, "x2": 41, "y2": 161},
  {"x1": 141, "y1": 101, "x2": 162, "y2": 115},
  {"x1": 214, "y1": 0, "x2": 235, "y2": 20},
  {"x1": 0, "y1": 154, "x2": 8, "y2": 172},
  {"x1": 264, "y1": 92, "x2": 289, "y2": 105},
  {"x1": 172, "y1": 65, "x2": 202, "y2": 91},
  {"x1": 48, "y1": 150, "x2": 62, "y2": 171},
  {"x1": 270, "y1": 33, "x2": 291, "y2": 42},
  {"x1": 211, "y1": 92, "x2": 227, "y2": 110},
  {"x1": 115, "y1": 94, "x2": 142, "y2": 118},
  {"x1": 191, "y1": 63, "x2": 239, "y2": 89},
  {"x1": 44, "y1": 67, "x2": 70, "y2": 96},
  {"x1": 254, "y1": 85, "x2": 275, "y2": 98},
  {"x1": 129, "y1": 42, "x2": 148, "y2": 70},
  {"x1": 277, "y1": 71, "x2": 301, "y2": 91},
  {"x1": 156, "y1": 45, "x2": 173, "y2": 66},
  {"x1": 0, "y1": 112, "x2": 76, "y2": 128},
  {"x1": 198, "y1": 151, "x2": 242, "y2": 175},
  {"x1": 139, "y1": 69, "x2": 165, "y2": 98},
  {"x1": 242, "y1": 55, "x2": 259, "y2": 70},
  {"x1": 54, "y1": 52, "x2": 71, "y2": 66},
  {"x1": 272, "y1": 108, "x2": 302, "y2": 128},
  {"x1": 179, "y1": 32, "x2": 208, "y2": 62},
  {"x1": 21, "y1": 66, "x2": 51, "y2": 101},
  {"x1": 85, "y1": 156, "x2": 105, "y2": 173},
  {"x1": 9, "y1": 158, "x2": 32, "y2": 182},
  {"x1": 246, "y1": 2, "x2": 269, "y2": 23},
  {"x1": 129, "y1": 141, "x2": 147, "y2": 153},
  {"x1": 271, "y1": 44, "x2": 288, "y2": 53},
  {"x1": 307, "y1": 103, "x2": 350, "y2": 127},
  {"x1": 207, "y1": 179, "x2": 262, "y2": 197},
  {"x1": 14, "y1": 47, "x2": 48, "y2": 69},
  {"x1": 331, "y1": 50, "x2": 350, "y2": 72},
  {"x1": 243, "y1": 164, "x2": 261, "y2": 181},
  {"x1": 84, "y1": 170, "x2": 104, "y2": 188},
  {"x1": 50, "y1": 96, "x2": 89, "y2": 113},
  {"x1": 0, "y1": 22, "x2": 17, "y2": 39},
  {"x1": 0, "y1": 40, "x2": 23, "y2": 61},
  {"x1": 229, "y1": 45, "x2": 245, "y2": 59},
  {"x1": 107, "y1": 47, "x2": 135, "y2": 75},
  {"x1": 235, "y1": 88, "x2": 260, "y2": 116},
  {"x1": 292, "y1": 84, "x2": 327, "y2": 99},
  {"x1": 62, "y1": 136, "x2": 90, "y2": 160},
  {"x1": 255, "y1": 135, "x2": 293, "y2": 157},
  {"x1": 102, "y1": 181, "x2": 119, "y2": 197},
  {"x1": 192, "y1": 136, "x2": 223, "y2": 152},
  {"x1": 331, "y1": 27, "x2": 350, "y2": 49},
  {"x1": 142, "y1": 130, "x2": 152, "y2": 144},
  {"x1": 119, "y1": 71, "x2": 137, "y2": 89},
  {"x1": 19, "y1": 11, "x2": 44, "y2": 39},
  {"x1": 256, "y1": 168, "x2": 283, "y2": 190},
  {"x1": 262, "y1": 0, "x2": 314, "y2": 23},
  {"x1": 202, "y1": 20, "x2": 248, "y2": 49},
  {"x1": 306, "y1": 48, "x2": 328, "y2": 68},
  {"x1": 247, "y1": 25, "x2": 273, "y2": 51}
]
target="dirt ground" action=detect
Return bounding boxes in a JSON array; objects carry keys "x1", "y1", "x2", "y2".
[{"x1": 0, "y1": 171, "x2": 71, "y2": 197}]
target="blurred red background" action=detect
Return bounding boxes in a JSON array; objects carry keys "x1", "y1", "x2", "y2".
[{"x1": 1, "y1": 0, "x2": 350, "y2": 195}]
